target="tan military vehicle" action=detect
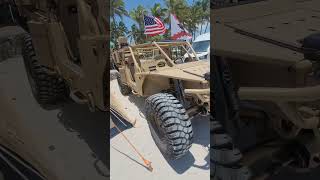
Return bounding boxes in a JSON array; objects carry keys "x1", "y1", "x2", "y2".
[
  {"x1": 0, "y1": 0, "x2": 109, "y2": 179},
  {"x1": 14, "y1": 0, "x2": 109, "y2": 112},
  {"x1": 111, "y1": 39, "x2": 210, "y2": 159},
  {"x1": 211, "y1": 0, "x2": 320, "y2": 179}
]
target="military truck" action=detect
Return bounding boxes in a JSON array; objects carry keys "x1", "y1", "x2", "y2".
[
  {"x1": 211, "y1": 0, "x2": 320, "y2": 179},
  {"x1": 111, "y1": 39, "x2": 210, "y2": 159},
  {"x1": 12, "y1": 0, "x2": 109, "y2": 112},
  {"x1": 0, "y1": 0, "x2": 109, "y2": 179}
]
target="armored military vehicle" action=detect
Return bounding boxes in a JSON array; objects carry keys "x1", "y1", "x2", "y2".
[{"x1": 112, "y1": 39, "x2": 210, "y2": 159}]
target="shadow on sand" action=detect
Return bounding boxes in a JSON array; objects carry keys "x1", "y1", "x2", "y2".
[
  {"x1": 165, "y1": 115, "x2": 210, "y2": 174},
  {"x1": 56, "y1": 102, "x2": 108, "y2": 176}
]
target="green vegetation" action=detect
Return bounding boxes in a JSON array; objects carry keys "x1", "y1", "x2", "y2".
[{"x1": 110, "y1": 0, "x2": 210, "y2": 45}]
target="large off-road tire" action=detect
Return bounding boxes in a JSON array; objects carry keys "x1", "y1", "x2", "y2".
[
  {"x1": 145, "y1": 93, "x2": 193, "y2": 159},
  {"x1": 116, "y1": 73, "x2": 131, "y2": 95},
  {"x1": 22, "y1": 34, "x2": 69, "y2": 106}
]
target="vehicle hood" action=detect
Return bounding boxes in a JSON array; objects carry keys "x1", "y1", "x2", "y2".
[{"x1": 140, "y1": 61, "x2": 210, "y2": 82}]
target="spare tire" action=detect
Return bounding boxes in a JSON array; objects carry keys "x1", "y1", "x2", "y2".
[{"x1": 145, "y1": 93, "x2": 193, "y2": 159}]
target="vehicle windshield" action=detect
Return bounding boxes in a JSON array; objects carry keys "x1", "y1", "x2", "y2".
[{"x1": 192, "y1": 40, "x2": 210, "y2": 53}]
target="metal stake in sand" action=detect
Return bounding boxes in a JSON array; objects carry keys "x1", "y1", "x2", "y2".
[{"x1": 112, "y1": 118, "x2": 153, "y2": 172}]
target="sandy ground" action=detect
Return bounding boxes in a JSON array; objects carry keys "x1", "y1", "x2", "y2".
[
  {"x1": 0, "y1": 57, "x2": 108, "y2": 179},
  {"x1": 110, "y1": 80, "x2": 210, "y2": 180}
]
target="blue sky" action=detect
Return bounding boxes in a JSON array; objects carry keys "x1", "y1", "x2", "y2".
[
  {"x1": 123, "y1": 0, "x2": 167, "y2": 19},
  {"x1": 121, "y1": 0, "x2": 172, "y2": 28},
  {"x1": 118, "y1": 0, "x2": 210, "y2": 38}
]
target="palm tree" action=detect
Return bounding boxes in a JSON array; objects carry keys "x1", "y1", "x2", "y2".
[
  {"x1": 129, "y1": 5, "x2": 148, "y2": 43},
  {"x1": 150, "y1": 3, "x2": 168, "y2": 23},
  {"x1": 199, "y1": 0, "x2": 210, "y2": 34},
  {"x1": 178, "y1": 0, "x2": 209, "y2": 40},
  {"x1": 127, "y1": 24, "x2": 137, "y2": 44},
  {"x1": 129, "y1": 5, "x2": 147, "y2": 29},
  {"x1": 111, "y1": 21, "x2": 128, "y2": 47},
  {"x1": 110, "y1": 0, "x2": 129, "y2": 23},
  {"x1": 149, "y1": 3, "x2": 169, "y2": 41},
  {"x1": 165, "y1": 0, "x2": 196, "y2": 39},
  {"x1": 164, "y1": 0, "x2": 189, "y2": 18}
]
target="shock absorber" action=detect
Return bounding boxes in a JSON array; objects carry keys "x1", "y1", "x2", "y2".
[{"x1": 211, "y1": 56, "x2": 251, "y2": 180}]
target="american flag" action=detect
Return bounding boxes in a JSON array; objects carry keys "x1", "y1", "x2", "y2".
[{"x1": 144, "y1": 15, "x2": 166, "y2": 36}]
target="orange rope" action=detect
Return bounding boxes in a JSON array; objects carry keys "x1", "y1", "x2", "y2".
[{"x1": 113, "y1": 120, "x2": 153, "y2": 172}]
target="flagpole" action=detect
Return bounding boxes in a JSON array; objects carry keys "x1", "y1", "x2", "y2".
[
  {"x1": 169, "y1": 14, "x2": 171, "y2": 40},
  {"x1": 143, "y1": 13, "x2": 150, "y2": 43}
]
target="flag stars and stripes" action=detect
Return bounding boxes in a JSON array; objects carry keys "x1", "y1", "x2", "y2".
[{"x1": 144, "y1": 15, "x2": 166, "y2": 36}]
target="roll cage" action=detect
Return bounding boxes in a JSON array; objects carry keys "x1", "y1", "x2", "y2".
[{"x1": 115, "y1": 41, "x2": 200, "y2": 72}]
